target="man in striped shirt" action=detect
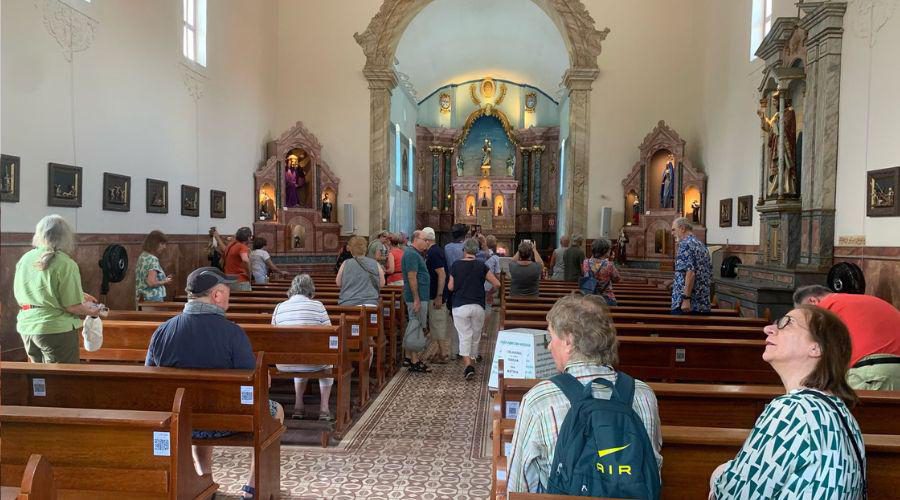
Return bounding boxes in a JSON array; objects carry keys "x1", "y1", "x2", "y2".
[{"x1": 506, "y1": 294, "x2": 663, "y2": 494}]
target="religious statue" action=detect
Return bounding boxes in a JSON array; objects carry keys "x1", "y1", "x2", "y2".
[
  {"x1": 481, "y1": 192, "x2": 488, "y2": 207},
  {"x1": 758, "y1": 96, "x2": 798, "y2": 197},
  {"x1": 481, "y1": 138, "x2": 492, "y2": 167},
  {"x1": 691, "y1": 199, "x2": 701, "y2": 224},
  {"x1": 259, "y1": 193, "x2": 274, "y2": 220},
  {"x1": 660, "y1": 155, "x2": 675, "y2": 209},
  {"x1": 467, "y1": 202, "x2": 474, "y2": 216},
  {"x1": 456, "y1": 155, "x2": 464, "y2": 176},
  {"x1": 497, "y1": 199, "x2": 503, "y2": 216},
  {"x1": 285, "y1": 150, "x2": 312, "y2": 208},
  {"x1": 506, "y1": 155, "x2": 516, "y2": 177},
  {"x1": 631, "y1": 196, "x2": 641, "y2": 225},
  {"x1": 284, "y1": 156, "x2": 300, "y2": 208},
  {"x1": 617, "y1": 229, "x2": 628, "y2": 265},
  {"x1": 321, "y1": 193, "x2": 333, "y2": 222}
]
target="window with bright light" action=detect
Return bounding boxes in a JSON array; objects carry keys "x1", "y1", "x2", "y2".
[
  {"x1": 750, "y1": 0, "x2": 774, "y2": 60},
  {"x1": 183, "y1": 0, "x2": 207, "y2": 67}
]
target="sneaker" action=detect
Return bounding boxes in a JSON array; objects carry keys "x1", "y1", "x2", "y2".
[
  {"x1": 402, "y1": 357, "x2": 412, "y2": 367},
  {"x1": 414, "y1": 361, "x2": 432, "y2": 373},
  {"x1": 464, "y1": 365, "x2": 475, "y2": 380}
]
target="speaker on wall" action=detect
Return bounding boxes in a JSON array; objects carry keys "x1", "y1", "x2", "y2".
[
  {"x1": 598, "y1": 206, "x2": 612, "y2": 238},
  {"x1": 342, "y1": 203, "x2": 354, "y2": 235}
]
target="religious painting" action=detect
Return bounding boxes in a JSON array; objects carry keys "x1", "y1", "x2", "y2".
[
  {"x1": 719, "y1": 198, "x2": 733, "y2": 227},
  {"x1": 181, "y1": 184, "x2": 199, "y2": 217},
  {"x1": 102, "y1": 173, "x2": 131, "y2": 212},
  {"x1": 401, "y1": 147, "x2": 409, "y2": 192},
  {"x1": 867, "y1": 167, "x2": 900, "y2": 217},
  {"x1": 481, "y1": 78, "x2": 496, "y2": 99},
  {"x1": 439, "y1": 92, "x2": 451, "y2": 114},
  {"x1": 737, "y1": 195, "x2": 753, "y2": 226},
  {"x1": 210, "y1": 190, "x2": 226, "y2": 219},
  {"x1": 146, "y1": 179, "x2": 168, "y2": 214},
  {"x1": 1, "y1": 154, "x2": 20, "y2": 203},
  {"x1": 524, "y1": 92, "x2": 537, "y2": 113},
  {"x1": 48, "y1": 163, "x2": 82, "y2": 208}
]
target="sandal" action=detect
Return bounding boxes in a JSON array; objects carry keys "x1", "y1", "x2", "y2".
[
  {"x1": 319, "y1": 411, "x2": 335, "y2": 422},
  {"x1": 240, "y1": 485, "x2": 255, "y2": 499},
  {"x1": 290, "y1": 411, "x2": 306, "y2": 420}
]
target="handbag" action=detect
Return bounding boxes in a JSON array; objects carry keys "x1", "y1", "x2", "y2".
[{"x1": 579, "y1": 258, "x2": 611, "y2": 295}]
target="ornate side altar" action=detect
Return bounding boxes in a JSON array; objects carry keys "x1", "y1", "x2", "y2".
[
  {"x1": 621, "y1": 121, "x2": 707, "y2": 265},
  {"x1": 252, "y1": 121, "x2": 341, "y2": 255}
]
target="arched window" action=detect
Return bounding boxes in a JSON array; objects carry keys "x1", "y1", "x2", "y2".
[
  {"x1": 750, "y1": 0, "x2": 774, "y2": 60},
  {"x1": 183, "y1": 0, "x2": 207, "y2": 67}
]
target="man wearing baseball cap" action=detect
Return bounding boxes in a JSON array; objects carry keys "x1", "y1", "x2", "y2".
[{"x1": 145, "y1": 266, "x2": 283, "y2": 498}]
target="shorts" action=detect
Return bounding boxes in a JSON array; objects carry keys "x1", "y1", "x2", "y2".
[{"x1": 192, "y1": 399, "x2": 280, "y2": 439}]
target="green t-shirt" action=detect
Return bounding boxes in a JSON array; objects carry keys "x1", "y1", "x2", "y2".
[
  {"x1": 401, "y1": 246, "x2": 430, "y2": 303},
  {"x1": 14, "y1": 247, "x2": 85, "y2": 335}
]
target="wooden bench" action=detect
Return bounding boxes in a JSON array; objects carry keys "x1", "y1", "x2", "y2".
[
  {"x1": 501, "y1": 309, "x2": 769, "y2": 328},
  {"x1": 76, "y1": 319, "x2": 353, "y2": 435},
  {"x1": 501, "y1": 318, "x2": 764, "y2": 340},
  {"x1": 3, "y1": 355, "x2": 288, "y2": 494},
  {"x1": 0, "y1": 389, "x2": 218, "y2": 499},
  {"x1": 0, "y1": 455, "x2": 56, "y2": 500}
]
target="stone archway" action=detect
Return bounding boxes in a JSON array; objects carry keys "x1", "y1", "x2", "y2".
[{"x1": 355, "y1": 0, "x2": 609, "y2": 236}]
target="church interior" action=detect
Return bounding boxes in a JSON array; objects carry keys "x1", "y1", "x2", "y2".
[{"x1": 2, "y1": 0, "x2": 900, "y2": 498}]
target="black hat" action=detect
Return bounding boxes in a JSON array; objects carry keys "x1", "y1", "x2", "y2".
[{"x1": 185, "y1": 267, "x2": 237, "y2": 295}]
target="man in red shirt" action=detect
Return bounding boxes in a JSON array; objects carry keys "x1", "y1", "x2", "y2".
[
  {"x1": 214, "y1": 227, "x2": 253, "y2": 292},
  {"x1": 794, "y1": 285, "x2": 900, "y2": 390}
]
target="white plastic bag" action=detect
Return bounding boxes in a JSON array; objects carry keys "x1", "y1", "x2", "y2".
[{"x1": 82, "y1": 316, "x2": 104, "y2": 352}]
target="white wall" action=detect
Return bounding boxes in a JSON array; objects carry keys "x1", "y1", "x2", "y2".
[
  {"x1": 835, "y1": 2, "x2": 900, "y2": 247},
  {"x1": 1, "y1": 0, "x2": 277, "y2": 235}
]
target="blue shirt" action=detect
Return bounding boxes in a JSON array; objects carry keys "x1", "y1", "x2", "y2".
[
  {"x1": 401, "y1": 246, "x2": 430, "y2": 303},
  {"x1": 144, "y1": 302, "x2": 256, "y2": 369},
  {"x1": 672, "y1": 234, "x2": 711, "y2": 312}
]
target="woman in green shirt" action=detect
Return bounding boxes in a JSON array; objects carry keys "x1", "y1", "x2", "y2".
[
  {"x1": 14, "y1": 215, "x2": 103, "y2": 363},
  {"x1": 135, "y1": 230, "x2": 172, "y2": 303},
  {"x1": 709, "y1": 305, "x2": 865, "y2": 499}
]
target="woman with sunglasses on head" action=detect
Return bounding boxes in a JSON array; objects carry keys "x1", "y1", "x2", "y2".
[{"x1": 709, "y1": 305, "x2": 866, "y2": 499}]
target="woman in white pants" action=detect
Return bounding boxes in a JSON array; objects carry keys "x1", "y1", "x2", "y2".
[{"x1": 448, "y1": 238, "x2": 501, "y2": 380}]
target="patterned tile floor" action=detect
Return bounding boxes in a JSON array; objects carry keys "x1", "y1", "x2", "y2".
[{"x1": 211, "y1": 335, "x2": 496, "y2": 499}]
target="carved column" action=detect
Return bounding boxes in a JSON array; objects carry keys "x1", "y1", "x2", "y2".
[
  {"x1": 532, "y1": 145, "x2": 545, "y2": 210},
  {"x1": 563, "y1": 67, "x2": 600, "y2": 237},
  {"x1": 363, "y1": 67, "x2": 398, "y2": 235},
  {"x1": 798, "y1": 2, "x2": 846, "y2": 271},
  {"x1": 443, "y1": 148, "x2": 454, "y2": 211},
  {"x1": 520, "y1": 148, "x2": 531, "y2": 211},
  {"x1": 429, "y1": 146, "x2": 442, "y2": 210}
]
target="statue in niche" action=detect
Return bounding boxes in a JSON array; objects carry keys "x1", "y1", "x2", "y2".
[
  {"x1": 285, "y1": 157, "x2": 300, "y2": 208},
  {"x1": 259, "y1": 193, "x2": 275, "y2": 220},
  {"x1": 617, "y1": 229, "x2": 628, "y2": 265},
  {"x1": 506, "y1": 155, "x2": 516, "y2": 177},
  {"x1": 632, "y1": 196, "x2": 641, "y2": 225},
  {"x1": 759, "y1": 96, "x2": 798, "y2": 197},
  {"x1": 456, "y1": 155, "x2": 464, "y2": 176},
  {"x1": 691, "y1": 199, "x2": 701, "y2": 224},
  {"x1": 481, "y1": 192, "x2": 489, "y2": 207},
  {"x1": 322, "y1": 193, "x2": 333, "y2": 222},
  {"x1": 285, "y1": 150, "x2": 312, "y2": 208},
  {"x1": 660, "y1": 155, "x2": 675, "y2": 209},
  {"x1": 482, "y1": 139, "x2": 492, "y2": 167},
  {"x1": 467, "y1": 202, "x2": 474, "y2": 216},
  {"x1": 497, "y1": 199, "x2": 503, "y2": 216}
]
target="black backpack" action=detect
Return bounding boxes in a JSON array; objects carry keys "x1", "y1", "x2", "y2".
[{"x1": 547, "y1": 372, "x2": 661, "y2": 499}]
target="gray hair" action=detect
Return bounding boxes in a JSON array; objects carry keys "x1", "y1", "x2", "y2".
[
  {"x1": 591, "y1": 238, "x2": 612, "y2": 258},
  {"x1": 463, "y1": 238, "x2": 480, "y2": 255},
  {"x1": 287, "y1": 274, "x2": 316, "y2": 298},
  {"x1": 31, "y1": 215, "x2": 76, "y2": 271},
  {"x1": 547, "y1": 294, "x2": 618, "y2": 366},
  {"x1": 517, "y1": 240, "x2": 534, "y2": 260},
  {"x1": 560, "y1": 235, "x2": 569, "y2": 246},
  {"x1": 673, "y1": 217, "x2": 693, "y2": 231},
  {"x1": 571, "y1": 234, "x2": 584, "y2": 246},
  {"x1": 793, "y1": 284, "x2": 833, "y2": 306}
]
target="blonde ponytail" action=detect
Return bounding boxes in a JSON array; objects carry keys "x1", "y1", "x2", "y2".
[{"x1": 34, "y1": 249, "x2": 59, "y2": 271}]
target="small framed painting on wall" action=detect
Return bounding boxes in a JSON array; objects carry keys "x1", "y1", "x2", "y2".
[
  {"x1": 719, "y1": 198, "x2": 733, "y2": 227},
  {"x1": 146, "y1": 179, "x2": 168, "y2": 214},
  {"x1": 102, "y1": 173, "x2": 131, "y2": 212},
  {"x1": 1, "y1": 154, "x2": 20, "y2": 203},
  {"x1": 210, "y1": 190, "x2": 226, "y2": 218},
  {"x1": 48, "y1": 163, "x2": 83, "y2": 208},
  {"x1": 181, "y1": 185, "x2": 199, "y2": 217}
]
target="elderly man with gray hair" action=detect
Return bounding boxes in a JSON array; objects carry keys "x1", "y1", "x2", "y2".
[
  {"x1": 507, "y1": 294, "x2": 662, "y2": 494},
  {"x1": 402, "y1": 230, "x2": 433, "y2": 372},
  {"x1": 272, "y1": 274, "x2": 335, "y2": 421},
  {"x1": 670, "y1": 217, "x2": 711, "y2": 314}
]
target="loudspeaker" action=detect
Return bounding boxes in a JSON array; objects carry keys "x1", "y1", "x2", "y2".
[
  {"x1": 342, "y1": 203, "x2": 354, "y2": 235},
  {"x1": 598, "y1": 206, "x2": 613, "y2": 238}
]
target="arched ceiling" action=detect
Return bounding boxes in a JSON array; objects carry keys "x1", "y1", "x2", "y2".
[{"x1": 395, "y1": 0, "x2": 569, "y2": 101}]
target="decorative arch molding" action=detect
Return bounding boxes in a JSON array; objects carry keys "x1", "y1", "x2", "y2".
[
  {"x1": 457, "y1": 107, "x2": 518, "y2": 148},
  {"x1": 355, "y1": 0, "x2": 609, "y2": 236}
]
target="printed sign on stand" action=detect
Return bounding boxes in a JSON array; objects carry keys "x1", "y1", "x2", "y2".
[{"x1": 488, "y1": 328, "x2": 557, "y2": 390}]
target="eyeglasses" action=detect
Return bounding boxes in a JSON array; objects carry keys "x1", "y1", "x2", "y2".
[{"x1": 774, "y1": 315, "x2": 795, "y2": 330}]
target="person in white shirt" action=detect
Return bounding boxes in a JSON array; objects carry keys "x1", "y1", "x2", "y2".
[
  {"x1": 272, "y1": 274, "x2": 334, "y2": 421},
  {"x1": 250, "y1": 237, "x2": 283, "y2": 284}
]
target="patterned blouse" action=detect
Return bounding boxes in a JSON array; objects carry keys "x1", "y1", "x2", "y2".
[
  {"x1": 135, "y1": 251, "x2": 166, "y2": 302},
  {"x1": 711, "y1": 389, "x2": 865, "y2": 499},
  {"x1": 672, "y1": 234, "x2": 711, "y2": 312},
  {"x1": 580, "y1": 257, "x2": 620, "y2": 302},
  {"x1": 506, "y1": 361, "x2": 663, "y2": 494}
]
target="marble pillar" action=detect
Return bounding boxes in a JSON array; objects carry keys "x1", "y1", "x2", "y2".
[
  {"x1": 563, "y1": 67, "x2": 600, "y2": 238},
  {"x1": 364, "y1": 67, "x2": 397, "y2": 236}
]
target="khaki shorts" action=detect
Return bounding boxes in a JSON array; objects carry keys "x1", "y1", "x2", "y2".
[
  {"x1": 847, "y1": 355, "x2": 900, "y2": 391},
  {"x1": 22, "y1": 330, "x2": 80, "y2": 364},
  {"x1": 428, "y1": 304, "x2": 450, "y2": 341}
]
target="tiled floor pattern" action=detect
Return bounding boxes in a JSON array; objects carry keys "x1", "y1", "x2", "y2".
[{"x1": 211, "y1": 333, "x2": 496, "y2": 499}]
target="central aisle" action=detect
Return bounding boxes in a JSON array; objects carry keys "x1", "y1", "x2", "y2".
[{"x1": 212, "y1": 334, "x2": 497, "y2": 499}]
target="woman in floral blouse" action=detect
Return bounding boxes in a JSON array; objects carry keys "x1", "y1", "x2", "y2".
[
  {"x1": 709, "y1": 306, "x2": 865, "y2": 499},
  {"x1": 580, "y1": 238, "x2": 621, "y2": 305},
  {"x1": 135, "y1": 230, "x2": 172, "y2": 303}
]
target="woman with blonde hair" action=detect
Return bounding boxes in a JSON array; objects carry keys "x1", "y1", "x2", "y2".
[
  {"x1": 135, "y1": 230, "x2": 173, "y2": 303},
  {"x1": 14, "y1": 215, "x2": 103, "y2": 363}
]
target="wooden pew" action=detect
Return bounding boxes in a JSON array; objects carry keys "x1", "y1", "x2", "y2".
[
  {"x1": 501, "y1": 309, "x2": 768, "y2": 328},
  {"x1": 501, "y1": 319, "x2": 764, "y2": 340},
  {"x1": 3, "y1": 355, "x2": 288, "y2": 495},
  {"x1": 0, "y1": 455, "x2": 56, "y2": 500},
  {"x1": 76, "y1": 319, "x2": 353, "y2": 434},
  {"x1": 0, "y1": 389, "x2": 218, "y2": 500}
]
